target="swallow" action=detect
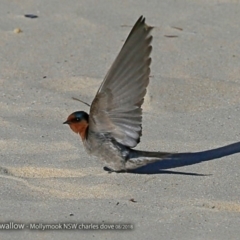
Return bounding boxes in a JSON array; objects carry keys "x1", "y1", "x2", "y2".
[{"x1": 64, "y1": 16, "x2": 173, "y2": 172}]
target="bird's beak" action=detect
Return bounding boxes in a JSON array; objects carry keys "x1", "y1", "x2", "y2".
[{"x1": 63, "y1": 120, "x2": 69, "y2": 124}]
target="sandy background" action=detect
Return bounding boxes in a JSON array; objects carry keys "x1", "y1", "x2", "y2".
[{"x1": 1, "y1": 0, "x2": 240, "y2": 239}]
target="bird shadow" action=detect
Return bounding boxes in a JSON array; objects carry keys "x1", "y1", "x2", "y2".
[{"x1": 128, "y1": 141, "x2": 240, "y2": 175}]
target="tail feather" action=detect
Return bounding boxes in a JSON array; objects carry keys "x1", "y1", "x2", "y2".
[
  {"x1": 126, "y1": 149, "x2": 173, "y2": 170},
  {"x1": 126, "y1": 141, "x2": 240, "y2": 171}
]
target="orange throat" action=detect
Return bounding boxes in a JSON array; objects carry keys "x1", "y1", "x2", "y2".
[{"x1": 69, "y1": 120, "x2": 88, "y2": 140}]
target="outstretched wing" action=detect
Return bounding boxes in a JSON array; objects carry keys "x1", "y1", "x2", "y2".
[{"x1": 89, "y1": 16, "x2": 153, "y2": 148}]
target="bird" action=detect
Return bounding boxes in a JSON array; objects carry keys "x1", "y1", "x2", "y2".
[{"x1": 64, "y1": 16, "x2": 173, "y2": 172}]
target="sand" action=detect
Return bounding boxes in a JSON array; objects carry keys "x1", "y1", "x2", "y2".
[{"x1": 1, "y1": 0, "x2": 240, "y2": 239}]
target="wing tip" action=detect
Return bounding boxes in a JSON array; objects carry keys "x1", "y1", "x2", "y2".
[
  {"x1": 123, "y1": 16, "x2": 152, "y2": 46},
  {"x1": 136, "y1": 15, "x2": 153, "y2": 31},
  {"x1": 137, "y1": 15, "x2": 145, "y2": 24}
]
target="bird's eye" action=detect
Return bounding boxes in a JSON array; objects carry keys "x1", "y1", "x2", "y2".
[{"x1": 71, "y1": 117, "x2": 81, "y2": 123}]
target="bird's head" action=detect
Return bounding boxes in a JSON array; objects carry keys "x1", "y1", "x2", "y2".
[{"x1": 63, "y1": 111, "x2": 89, "y2": 139}]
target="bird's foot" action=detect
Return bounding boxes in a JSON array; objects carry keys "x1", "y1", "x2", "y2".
[{"x1": 103, "y1": 166, "x2": 127, "y2": 173}]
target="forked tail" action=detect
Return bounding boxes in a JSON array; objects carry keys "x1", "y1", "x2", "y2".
[
  {"x1": 126, "y1": 141, "x2": 240, "y2": 170},
  {"x1": 126, "y1": 149, "x2": 174, "y2": 170}
]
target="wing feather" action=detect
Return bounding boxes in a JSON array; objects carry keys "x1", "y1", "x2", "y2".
[{"x1": 89, "y1": 16, "x2": 153, "y2": 148}]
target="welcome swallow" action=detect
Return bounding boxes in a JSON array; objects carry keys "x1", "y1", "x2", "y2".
[{"x1": 64, "y1": 16, "x2": 173, "y2": 172}]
